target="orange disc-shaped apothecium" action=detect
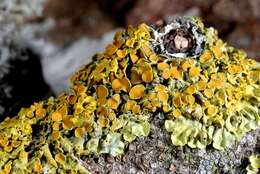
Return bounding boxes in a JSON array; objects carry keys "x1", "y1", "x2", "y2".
[
  {"x1": 35, "y1": 108, "x2": 46, "y2": 118},
  {"x1": 200, "y1": 49, "x2": 213, "y2": 63},
  {"x1": 51, "y1": 112, "x2": 63, "y2": 122},
  {"x1": 157, "y1": 62, "x2": 169, "y2": 71},
  {"x1": 34, "y1": 163, "x2": 42, "y2": 173},
  {"x1": 129, "y1": 84, "x2": 145, "y2": 99},
  {"x1": 55, "y1": 153, "x2": 66, "y2": 164},
  {"x1": 74, "y1": 127, "x2": 85, "y2": 138},
  {"x1": 171, "y1": 67, "x2": 182, "y2": 80},
  {"x1": 171, "y1": 109, "x2": 181, "y2": 118},
  {"x1": 96, "y1": 85, "x2": 109, "y2": 99},
  {"x1": 189, "y1": 67, "x2": 200, "y2": 78},
  {"x1": 185, "y1": 85, "x2": 197, "y2": 94}
]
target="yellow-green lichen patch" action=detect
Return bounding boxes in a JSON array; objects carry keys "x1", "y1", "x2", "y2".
[
  {"x1": 247, "y1": 154, "x2": 260, "y2": 174},
  {"x1": 1, "y1": 17, "x2": 260, "y2": 173},
  {"x1": 159, "y1": 18, "x2": 260, "y2": 150}
]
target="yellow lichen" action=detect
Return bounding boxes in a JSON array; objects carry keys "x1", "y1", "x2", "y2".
[
  {"x1": 171, "y1": 67, "x2": 182, "y2": 80},
  {"x1": 55, "y1": 153, "x2": 66, "y2": 164},
  {"x1": 75, "y1": 127, "x2": 85, "y2": 138},
  {"x1": 200, "y1": 49, "x2": 213, "y2": 63},
  {"x1": 0, "y1": 17, "x2": 260, "y2": 174},
  {"x1": 157, "y1": 62, "x2": 169, "y2": 70},
  {"x1": 189, "y1": 66, "x2": 200, "y2": 77},
  {"x1": 129, "y1": 84, "x2": 145, "y2": 99},
  {"x1": 51, "y1": 112, "x2": 63, "y2": 122},
  {"x1": 34, "y1": 163, "x2": 42, "y2": 173}
]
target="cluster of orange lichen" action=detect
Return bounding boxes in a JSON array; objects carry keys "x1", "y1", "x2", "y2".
[{"x1": 0, "y1": 17, "x2": 260, "y2": 173}]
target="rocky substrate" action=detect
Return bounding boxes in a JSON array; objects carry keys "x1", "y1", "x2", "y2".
[{"x1": 82, "y1": 113, "x2": 260, "y2": 174}]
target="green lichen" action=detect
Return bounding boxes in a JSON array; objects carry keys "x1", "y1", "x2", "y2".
[
  {"x1": 0, "y1": 17, "x2": 260, "y2": 173},
  {"x1": 247, "y1": 154, "x2": 260, "y2": 174}
]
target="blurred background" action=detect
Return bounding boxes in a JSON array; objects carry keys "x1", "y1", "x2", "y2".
[{"x1": 0, "y1": 0, "x2": 260, "y2": 118}]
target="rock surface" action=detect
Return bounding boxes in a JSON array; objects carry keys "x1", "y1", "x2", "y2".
[{"x1": 83, "y1": 115, "x2": 260, "y2": 174}]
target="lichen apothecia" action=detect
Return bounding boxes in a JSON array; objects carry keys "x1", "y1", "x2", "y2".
[{"x1": 1, "y1": 17, "x2": 260, "y2": 173}]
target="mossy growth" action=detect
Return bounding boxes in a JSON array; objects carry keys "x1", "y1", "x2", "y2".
[{"x1": 0, "y1": 17, "x2": 260, "y2": 173}]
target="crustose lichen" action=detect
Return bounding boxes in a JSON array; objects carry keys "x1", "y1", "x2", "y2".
[{"x1": 0, "y1": 17, "x2": 260, "y2": 173}]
